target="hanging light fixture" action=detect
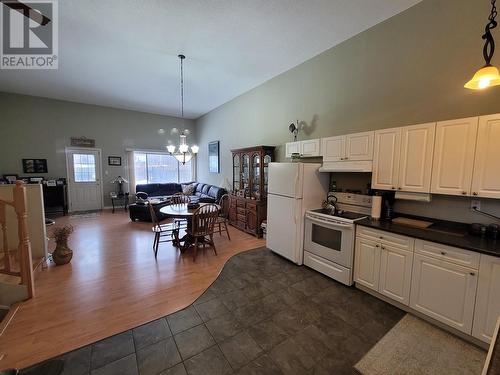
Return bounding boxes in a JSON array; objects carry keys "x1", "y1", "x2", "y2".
[
  {"x1": 167, "y1": 54, "x2": 199, "y2": 164},
  {"x1": 465, "y1": 0, "x2": 500, "y2": 90}
]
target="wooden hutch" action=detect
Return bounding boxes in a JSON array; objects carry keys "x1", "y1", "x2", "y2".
[{"x1": 229, "y1": 146, "x2": 275, "y2": 237}]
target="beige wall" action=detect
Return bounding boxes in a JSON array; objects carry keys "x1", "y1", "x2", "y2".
[
  {"x1": 195, "y1": 0, "x2": 500, "y2": 222},
  {"x1": 0, "y1": 92, "x2": 195, "y2": 207}
]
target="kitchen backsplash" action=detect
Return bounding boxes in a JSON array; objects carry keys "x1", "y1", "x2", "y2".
[{"x1": 330, "y1": 173, "x2": 500, "y2": 225}]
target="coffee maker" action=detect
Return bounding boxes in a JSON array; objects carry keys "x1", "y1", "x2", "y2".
[{"x1": 379, "y1": 191, "x2": 395, "y2": 220}]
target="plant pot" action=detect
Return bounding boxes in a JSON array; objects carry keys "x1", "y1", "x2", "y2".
[{"x1": 52, "y1": 240, "x2": 73, "y2": 265}]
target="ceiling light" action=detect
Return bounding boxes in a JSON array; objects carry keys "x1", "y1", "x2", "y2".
[{"x1": 465, "y1": 0, "x2": 500, "y2": 90}]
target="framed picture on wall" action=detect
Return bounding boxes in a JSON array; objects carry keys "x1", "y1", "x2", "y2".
[
  {"x1": 22, "y1": 159, "x2": 48, "y2": 173},
  {"x1": 108, "y1": 156, "x2": 122, "y2": 166},
  {"x1": 208, "y1": 141, "x2": 220, "y2": 174}
]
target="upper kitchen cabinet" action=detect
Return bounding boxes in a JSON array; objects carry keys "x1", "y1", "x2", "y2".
[
  {"x1": 285, "y1": 141, "x2": 300, "y2": 158},
  {"x1": 345, "y1": 131, "x2": 374, "y2": 161},
  {"x1": 321, "y1": 131, "x2": 374, "y2": 162},
  {"x1": 372, "y1": 123, "x2": 435, "y2": 193},
  {"x1": 371, "y1": 127, "x2": 401, "y2": 191},
  {"x1": 398, "y1": 123, "x2": 435, "y2": 193},
  {"x1": 285, "y1": 139, "x2": 321, "y2": 158},
  {"x1": 470, "y1": 114, "x2": 500, "y2": 199},
  {"x1": 321, "y1": 136, "x2": 345, "y2": 162},
  {"x1": 431, "y1": 117, "x2": 478, "y2": 196}
]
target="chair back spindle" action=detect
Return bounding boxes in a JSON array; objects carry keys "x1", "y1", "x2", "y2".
[{"x1": 192, "y1": 204, "x2": 219, "y2": 237}]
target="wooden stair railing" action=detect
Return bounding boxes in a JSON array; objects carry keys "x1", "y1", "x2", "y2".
[{"x1": 0, "y1": 181, "x2": 34, "y2": 299}]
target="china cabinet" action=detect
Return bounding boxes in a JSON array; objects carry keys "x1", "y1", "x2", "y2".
[{"x1": 229, "y1": 146, "x2": 275, "y2": 237}]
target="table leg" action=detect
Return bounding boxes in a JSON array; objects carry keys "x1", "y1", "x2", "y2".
[{"x1": 112, "y1": 199, "x2": 115, "y2": 214}]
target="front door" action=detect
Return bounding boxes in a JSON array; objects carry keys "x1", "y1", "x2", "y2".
[{"x1": 66, "y1": 148, "x2": 102, "y2": 212}]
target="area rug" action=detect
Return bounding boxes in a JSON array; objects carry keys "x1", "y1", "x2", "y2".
[{"x1": 355, "y1": 314, "x2": 486, "y2": 375}]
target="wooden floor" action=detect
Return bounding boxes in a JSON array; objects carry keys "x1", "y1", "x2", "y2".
[{"x1": 0, "y1": 210, "x2": 265, "y2": 370}]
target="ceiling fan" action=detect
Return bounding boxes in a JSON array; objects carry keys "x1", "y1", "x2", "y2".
[{"x1": 0, "y1": 0, "x2": 51, "y2": 26}]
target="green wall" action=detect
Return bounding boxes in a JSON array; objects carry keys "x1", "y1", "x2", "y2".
[
  {"x1": 0, "y1": 92, "x2": 195, "y2": 207},
  {"x1": 195, "y1": 0, "x2": 500, "y2": 188}
]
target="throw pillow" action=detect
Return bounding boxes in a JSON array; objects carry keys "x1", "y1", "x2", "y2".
[{"x1": 182, "y1": 183, "x2": 195, "y2": 196}]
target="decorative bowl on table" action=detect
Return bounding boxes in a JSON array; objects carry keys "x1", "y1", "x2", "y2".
[{"x1": 187, "y1": 202, "x2": 200, "y2": 209}]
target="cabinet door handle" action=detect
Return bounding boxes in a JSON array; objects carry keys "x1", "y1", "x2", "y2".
[
  {"x1": 391, "y1": 186, "x2": 396, "y2": 190},
  {"x1": 473, "y1": 192, "x2": 478, "y2": 196},
  {"x1": 375, "y1": 244, "x2": 380, "y2": 248},
  {"x1": 398, "y1": 187, "x2": 402, "y2": 190},
  {"x1": 470, "y1": 272, "x2": 476, "y2": 276},
  {"x1": 379, "y1": 236, "x2": 383, "y2": 239},
  {"x1": 440, "y1": 251, "x2": 447, "y2": 255},
  {"x1": 381, "y1": 246, "x2": 386, "y2": 250},
  {"x1": 462, "y1": 191, "x2": 467, "y2": 195},
  {"x1": 344, "y1": 157, "x2": 349, "y2": 160}
]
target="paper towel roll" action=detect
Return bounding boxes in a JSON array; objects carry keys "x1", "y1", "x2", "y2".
[{"x1": 371, "y1": 196, "x2": 382, "y2": 220}]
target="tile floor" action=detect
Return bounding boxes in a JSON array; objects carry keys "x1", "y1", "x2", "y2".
[{"x1": 24, "y1": 247, "x2": 405, "y2": 375}]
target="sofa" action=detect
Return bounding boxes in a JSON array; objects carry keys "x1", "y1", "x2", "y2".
[{"x1": 129, "y1": 182, "x2": 227, "y2": 222}]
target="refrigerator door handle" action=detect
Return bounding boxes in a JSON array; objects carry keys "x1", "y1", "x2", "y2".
[{"x1": 294, "y1": 171, "x2": 299, "y2": 198}]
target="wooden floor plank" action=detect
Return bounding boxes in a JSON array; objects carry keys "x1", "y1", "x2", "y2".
[{"x1": 0, "y1": 210, "x2": 265, "y2": 370}]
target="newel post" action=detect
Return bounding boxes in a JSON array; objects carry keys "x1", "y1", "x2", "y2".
[{"x1": 13, "y1": 181, "x2": 34, "y2": 298}]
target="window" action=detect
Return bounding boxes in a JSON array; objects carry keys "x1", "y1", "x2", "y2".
[
  {"x1": 133, "y1": 152, "x2": 193, "y2": 184},
  {"x1": 73, "y1": 154, "x2": 96, "y2": 182}
]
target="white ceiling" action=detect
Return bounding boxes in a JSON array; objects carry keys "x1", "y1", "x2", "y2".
[{"x1": 0, "y1": 0, "x2": 421, "y2": 119}]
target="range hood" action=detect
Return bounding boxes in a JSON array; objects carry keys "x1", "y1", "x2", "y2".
[{"x1": 319, "y1": 161, "x2": 373, "y2": 173}]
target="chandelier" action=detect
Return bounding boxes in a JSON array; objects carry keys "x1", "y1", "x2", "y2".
[{"x1": 167, "y1": 54, "x2": 199, "y2": 164}]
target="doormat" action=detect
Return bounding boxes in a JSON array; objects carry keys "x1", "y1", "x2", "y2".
[
  {"x1": 355, "y1": 314, "x2": 486, "y2": 375},
  {"x1": 69, "y1": 212, "x2": 101, "y2": 219}
]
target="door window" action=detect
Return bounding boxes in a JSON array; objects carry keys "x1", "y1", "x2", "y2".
[
  {"x1": 73, "y1": 154, "x2": 97, "y2": 182},
  {"x1": 311, "y1": 224, "x2": 342, "y2": 251}
]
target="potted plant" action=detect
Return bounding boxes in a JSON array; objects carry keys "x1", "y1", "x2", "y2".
[{"x1": 52, "y1": 225, "x2": 74, "y2": 265}]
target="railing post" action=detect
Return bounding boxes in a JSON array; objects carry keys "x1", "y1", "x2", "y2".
[
  {"x1": 0, "y1": 202, "x2": 10, "y2": 273},
  {"x1": 13, "y1": 181, "x2": 34, "y2": 298}
]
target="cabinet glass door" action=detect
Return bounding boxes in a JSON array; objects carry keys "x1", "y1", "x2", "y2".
[
  {"x1": 263, "y1": 154, "x2": 272, "y2": 196},
  {"x1": 242, "y1": 154, "x2": 250, "y2": 193},
  {"x1": 252, "y1": 154, "x2": 260, "y2": 198},
  {"x1": 233, "y1": 154, "x2": 240, "y2": 192}
]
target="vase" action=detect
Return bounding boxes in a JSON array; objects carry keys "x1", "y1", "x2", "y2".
[{"x1": 52, "y1": 239, "x2": 73, "y2": 265}]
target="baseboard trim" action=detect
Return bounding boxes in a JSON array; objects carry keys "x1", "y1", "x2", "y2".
[{"x1": 0, "y1": 302, "x2": 20, "y2": 337}]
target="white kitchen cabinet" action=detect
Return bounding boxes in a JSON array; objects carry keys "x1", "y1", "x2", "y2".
[
  {"x1": 379, "y1": 244, "x2": 413, "y2": 305},
  {"x1": 371, "y1": 127, "x2": 401, "y2": 190},
  {"x1": 410, "y1": 253, "x2": 478, "y2": 334},
  {"x1": 285, "y1": 139, "x2": 320, "y2": 158},
  {"x1": 431, "y1": 117, "x2": 478, "y2": 196},
  {"x1": 354, "y1": 237, "x2": 380, "y2": 291},
  {"x1": 398, "y1": 123, "x2": 436, "y2": 193},
  {"x1": 321, "y1": 136, "x2": 345, "y2": 162},
  {"x1": 473, "y1": 255, "x2": 500, "y2": 343},
  {"x1": 322, "y1": 132, "x2": 374, "y2": 162},
  {"x1": 285, "y1": 142, "x2": 300, "y2": 158},
  {"x1": 471, "y1": 114, "x2": 500, "y2": 199},
  {"x1": 300, "y1": 139, "x2": 321, "y2": 157},
  {"x1": 345, "y1": 131, "x2": 374, "y2": 161}
]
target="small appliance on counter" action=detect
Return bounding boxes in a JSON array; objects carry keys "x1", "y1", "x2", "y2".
[{"x1": 304, "y1": 192, "x2": 372, "y2": 286}]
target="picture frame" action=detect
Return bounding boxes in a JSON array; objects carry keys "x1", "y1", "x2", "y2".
[
  {"x1": 208, "y1": 141, "x2": 220, "y2": 174},
  {"x1": 2, "y1": 174, "x2": 18, "y2": 184},
  {"x1": 108, "y1": 156, "x2": 122, "y2": 166},
  {"x1": 22, "y1": 158, "x2": 48, "y2": 174}
]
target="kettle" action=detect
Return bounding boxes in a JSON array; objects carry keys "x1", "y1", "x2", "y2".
[{"x1": 322, "y1": 193, "x2": 338, "y2": 215}]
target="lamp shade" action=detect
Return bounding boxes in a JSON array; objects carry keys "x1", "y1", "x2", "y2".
[
  {"x1": 111, "y1": 176, "x2": 128, "y2": 184},
  {"x1": 167, "y1": 145, "x2": 176, "y2": 153},
  {"x1": 464, "y1": 65, "x2": 500, "y2": 90},
  {"x1": 175, "y1": 153, "x2": 192, "y2": 164},
  {"x1": 191, "y1": 145, "x2": 199, "y2": 154}
]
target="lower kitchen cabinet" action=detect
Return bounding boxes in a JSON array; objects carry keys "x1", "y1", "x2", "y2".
[
  {"x1": 473, "y1": 254, "x2": 500, "y2": 343},
  {"x1": 379, "y1": 244, "x2": 413, "y2": 305},
  {"x1": 410, "y1": 253, "x2": 478, "y2": 334},
  {"x1": 354, "y1": 237, "x2": 380, "y2": 291}
]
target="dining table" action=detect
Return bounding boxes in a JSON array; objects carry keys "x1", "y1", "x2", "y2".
[{"x1": 159, "y1": 202, "x2": 219, "y2": 251}]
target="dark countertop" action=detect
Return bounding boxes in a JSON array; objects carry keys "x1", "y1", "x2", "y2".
[{"x1": 356, "y1": 216, "x2": 500, "y2": 258}]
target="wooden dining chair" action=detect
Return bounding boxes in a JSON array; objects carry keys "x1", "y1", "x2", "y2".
[
  {"x1": 170, "y1": 193, "x2": 190, "y2": 229},
  {"x1": 188, "y1": 204, "x2": 220, "y2": 261},
  {"x1": 148, "y1": 201, "x2": 181, "y2": 258},
  {"x1": 215, "y1": 194, "x2": 231, "y2": 240},
  {"x1": 171, "y1": 193, "x2": 191, "y2": 205}
]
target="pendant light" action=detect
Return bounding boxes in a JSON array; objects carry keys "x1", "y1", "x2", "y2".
[
  {"x1": 167, "y1": 54, "x2": 199, "y2": 164},
  {"x1": 465, "y1": 0, "x2": 500, "y2": 90}
]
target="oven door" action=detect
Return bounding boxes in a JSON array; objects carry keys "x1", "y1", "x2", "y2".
[{"x1": 304, "y1": 215, "x2": 354, "y2": 268}]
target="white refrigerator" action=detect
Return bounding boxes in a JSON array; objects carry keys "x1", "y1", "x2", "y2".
[{"x1": 266, "y1": 162, "x2": 328, "y2": 265}]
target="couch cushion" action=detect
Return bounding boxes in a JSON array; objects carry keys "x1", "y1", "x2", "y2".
[
  {"x1": 195, "y1": 183, "x2": 205, "y2": 193},
  {"x1": 136, "y1": 183, "x2": 181, "y2": 197},
  {"x1": 207, "y1": 186, "x2": 222, "y2": 199},
  {"x1": 202, "y1": 184, "x2": 211, "y2": 194}
]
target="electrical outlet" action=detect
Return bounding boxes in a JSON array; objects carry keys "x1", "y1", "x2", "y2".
[{"x1": 471, "y1": 199, "x2": 481, "y2": 211}]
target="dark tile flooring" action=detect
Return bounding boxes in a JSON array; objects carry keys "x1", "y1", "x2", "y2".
[{"x1": 23, "y1": 247, "x2": 405, "y2": 375}]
